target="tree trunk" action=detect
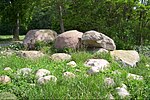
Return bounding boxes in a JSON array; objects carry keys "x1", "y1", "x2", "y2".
[
  {"x1": 59, "y1": 5, "x2": 65, "y2": 33},
  {"x1": 139, "y1": 11, "x2": 143, "y2": 46},
  {"x1": 13, "y1": 13, "x2": 19, "y2": 41}
]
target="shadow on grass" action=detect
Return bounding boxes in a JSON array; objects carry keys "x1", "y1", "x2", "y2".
[
  {"x1": 0, "y1": 35, "x2": 25, "y2": 42},
  {"x1": 0, "y1": 38, "x2": 12, "y2": 42},
  {"x1": 0, "y1": 35, "x2": 13, "y2": 43}
]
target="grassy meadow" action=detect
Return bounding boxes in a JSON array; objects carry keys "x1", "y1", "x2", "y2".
[
  {"x1": 0, "y1": 52, "x2": 150, "y2": 99},
  {"x1": 0, "y1": 35, "x2": 150, "y2": 99}
]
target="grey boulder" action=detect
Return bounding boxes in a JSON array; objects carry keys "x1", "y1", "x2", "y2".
[
  {"x1": 110, "y1": 50, "x2": 140, "y2": 67},
  {"x1": 81, "y1": 30, "x2": 116, "y2": 50},
  {"x1": 23, "y1": 29, "x2": 57, "y2": 49},
  {"x1": 55, "y1": 30, "x2": 83, "y2": 49}
]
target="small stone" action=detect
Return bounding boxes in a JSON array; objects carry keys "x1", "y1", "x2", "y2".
[
  {"x1": 85, "y1": 59, "x2": 110, "y2": 74},
  {"x1": 63, "y1": 72, "x2": 75, "y2": 78},
  {"x1": 0, "y1": 75, "x2": 11, "y2": 84},
  {"x1": 67, "y1": 61, "x2": 77, "y2": 67},
  {"x1": 4, "y1": 67, "x2": 12, "y2": 71},
  {"x1": 44, "y1": 75, "x2": 57, "y2": 82},
  {"x1": 116, "y1": 84, "x2": 130, "y2": 98},
  {"x1": 36, "y1": 69, "x2": 50, "y2": 78},
  {"x1": 127, "y1": 73, "x2": 143, "y2": 80},
  {"x1": 37, "y1": 75, "x2": 57, "y2": 84},
  {"x1": 106, "y1": 93, "x2": 115, "y2": 100},
  {"x1": 18, "y1": 51, "x2": 45, "y2": 59},
  {"x1": 51, "y1": 53, "x2": 71, "y2": 61},
  {"x1": 104, "y1": 77, "x2": 115, "y2": 86},
  {"x1": 18, "y1": 68, "x2": 32, "y2": 76}
]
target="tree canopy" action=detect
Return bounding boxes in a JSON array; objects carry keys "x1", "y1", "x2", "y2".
[{"x1": 0, "y1": 0, "x2": 150, "y2": 48}]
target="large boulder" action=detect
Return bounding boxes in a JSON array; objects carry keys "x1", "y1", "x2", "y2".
[
  {"x1": 17, "y1": 51, "x2": 45, "y2": 59},
  {"x1": 110, "y1": 50, "x2": 140, "y2": 67},
  {"x1": 81, "y1": 30, "x2": 116, "y2": 50},
  {"x1": 54, "y1": 30, "x2": 83, "y2": 49},
  {"x1": 23, "y1": 29, "x2": 57, "y2": 49}
]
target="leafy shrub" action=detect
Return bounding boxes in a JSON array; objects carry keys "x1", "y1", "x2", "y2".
[
  {"x1": 134, "y1": 45, "x2": 150, "y2": 57},
  {"x1": 34, "y1": 41, "x2": 56, "y2": 54},
  {"x1": 8, "y1": 42, "x2": 25, "y2": 51},
  {"x1": 0, "y1": 42, "x2": 25, "y2": 52}
]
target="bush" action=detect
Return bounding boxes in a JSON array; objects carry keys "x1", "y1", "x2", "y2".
[
  {"x1": 34, "y1": 41, "x2": 56, "y2": 54},
  {"x1": 134, "y1": 45, "x2": 150, "y2": 57},
  {"x1": 0, "y1": 42, "x2": 25, "y2": 51}
]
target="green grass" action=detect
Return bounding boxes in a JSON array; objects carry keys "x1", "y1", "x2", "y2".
[
  {"x1": 0, "y1": 35, "x2": 25, "y2": 43},
  {"x1": 0, "y1": 36, "x2": 149, "y2": 99},
  {"x1": 0, "y1": 51, "x2": 150, "y2": 99}
]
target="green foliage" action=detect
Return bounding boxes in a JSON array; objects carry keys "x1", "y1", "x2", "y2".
[
  {"x1": 8, "y1": 42, "x2": 24, "y2": 51},
  {"x1": 0, "y1": 42, "x2": 24, "y2": 51},
  {"x1": 134, "y1": 45, "x2": 150, "y2": 57},
  {"x1": 34, "y1": 41, "x2": 55, "y2": 54},
  {"x1": 71, "y1": 51, "x2": 93, "y2": 64},
  {"x1": 0, "y1": 0, "x2": 150, "y2": 47}
]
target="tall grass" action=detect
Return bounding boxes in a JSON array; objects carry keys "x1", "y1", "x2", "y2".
[{"x1": 0, "y1": 52, "x2": 150, "y2": 99}]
